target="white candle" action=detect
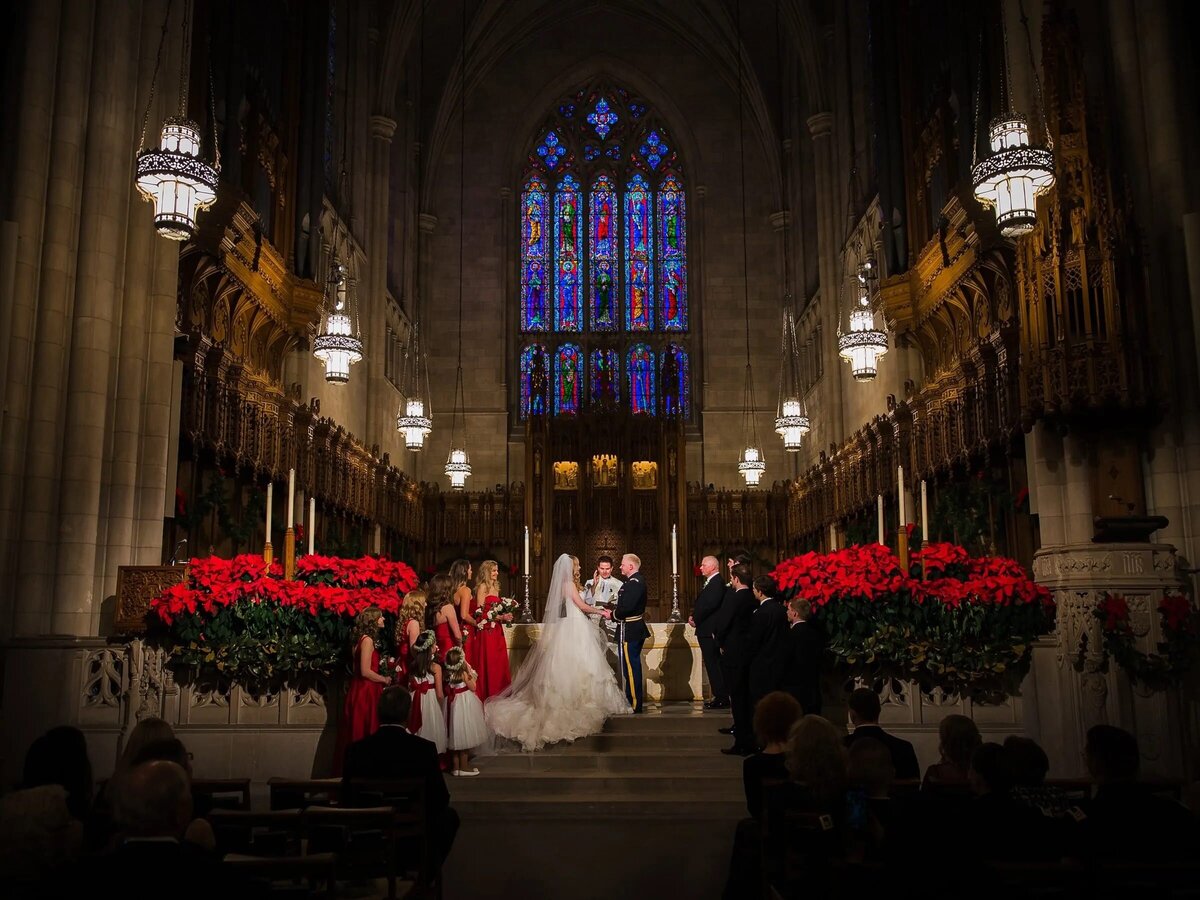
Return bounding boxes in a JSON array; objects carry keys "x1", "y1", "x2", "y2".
[
  {"x1": 921, "y1": 480, "x2": 929, "y2": 541},
  {"x1": 287, "y1": 468, "x2": 295, "y2": 526},
  {"x1": 308, "y1": 497, "x2": 316, "y2": 555},
  {"x1": 265, "y1": 482, "x2": 273, "y2": 540},
  {"x1": 671, "y1": 524, "x2": 678, "y2": 575},
  {"x1": 897, "y1": 465, "x2": 906, "y2": 526},
  {"x1": 877, "y1": 494, "x2": 885, "y2": 545},
  {"x1": 524, "y1": 526, "x2": 530, "y2": 573},
  {"x1": 374, "y1": 524, "x2": 382, "y2": 555},
  {"x1": 829, "y1": 523, "x2": 837, "y2": 551}
]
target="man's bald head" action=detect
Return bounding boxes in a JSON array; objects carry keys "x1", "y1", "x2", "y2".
[
  {"x1": 700, "y1": 556, "x2": 720, "y2": 578},
  {"x1": 115, "y1": 760, "x2": 192, "y2": 838}
]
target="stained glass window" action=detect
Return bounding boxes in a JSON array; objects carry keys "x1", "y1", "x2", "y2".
[
  {"x1": 589, "y1": 175, "x2": 618, "y2": 331},
  {"x1": 638, "y1": 130, "x2": 670, "y2": 170},
  {"x1": 521, "y1": 177, "x2": 549, "y2": 332},
  {"x1": 587, "y1": 97, "x2": 618, "y2": 139},
  {"x1": 553, "y1": 175, "x2": 583, "y2": 331},
  {"x1": 590, "y1": 348, "x2": 619, "y2": 407},
  {"x1": 625, "y1": 173, "x2": 653, "y2": 331},
  {"x1": 554, "y1": 344, "x2": 583, "y2": 415},
  {"x1": 658, "y1": 176, "x2": 687, "y2": 331},
  {"x1": 661, "y1": 344, "x2": 690, "y2": 417},
  {"x1": 536, "y1": 130, "x2": 567, "y2": 169},
  {"x1": 627, "y1": 343, "x2": 656, "y2": 416},
  {"x1": 520, "y1": 344, "x2": 549, "y2": 418}
]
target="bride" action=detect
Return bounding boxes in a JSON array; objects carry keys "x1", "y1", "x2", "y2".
[{"x1": 485, "y1": 553, "x2": 630, "y2": 750}]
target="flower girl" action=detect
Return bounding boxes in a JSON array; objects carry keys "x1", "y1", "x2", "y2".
[
  {"x1": 407, "y1": 630, "x2": 448, "y2": 754},
  {"x1": 443, "y1": 646, "x2": 489, "y2": 776}
]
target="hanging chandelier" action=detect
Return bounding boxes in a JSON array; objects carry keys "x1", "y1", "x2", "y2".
[
  {"x1": 970, "y1": 3, "x2": 1054, "y2": 237},
  {"x1": 134, "y1": 2, "x2": 219, "y2": 240},
  {"x1": 445, "y1": 0, "x2": 471, "y2": 491},
  {"x1": 313, "y1": 255, "x2": 363, "y2": 384},
  {"x1": 739, "y1": 363, "x2": 767, "y2": 484},
  {"x1": 396, "y1": 320, "x2": 433, "y2": 451},
  {"x1": 774, "y1": 305, "x2": 810, "y2": 452},
  {"x1": 838, "y1": 260, "x2": 888, "y2": 381}
]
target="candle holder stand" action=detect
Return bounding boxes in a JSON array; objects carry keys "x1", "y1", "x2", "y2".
[
  {"x1": 263, "y1": 541, "x2": 274, "y2": 569},
  {"x1": 519, "y1": 573, "x2": 534, "y2": 623},
  {"x1": 667, "y1": 573, "x2": 682, "y2": 623},
  {"x1": 284, "y1": 527, "x2": 296, "y2": 580}
]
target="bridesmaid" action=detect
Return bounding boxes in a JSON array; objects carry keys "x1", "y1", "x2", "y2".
[
  {"x1": 451, "y1": 559, "x2": 478, "y2": 638},
  {"x1": 468, "y1": 560, "x2": 513, "y2": 701},
  {"x1": 333, "y1": 606, "x2": 390, "y2": 774},
  {"x1": 427, "y1": 573, "x2": 462, "y2": 663},
  {"x1": 392, "y1": 589, "x2": 427, "y2": 685}
]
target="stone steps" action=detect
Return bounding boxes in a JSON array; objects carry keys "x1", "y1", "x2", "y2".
[
  {"x1": 452, "y1": 796, "x2": 748, "y2": 821},
  {"x1": 478, "y1": 748, "x2": 743, "y2": 774},
  {"x1": 449, "y1": 770, "x2": 743, "y2": 800}
]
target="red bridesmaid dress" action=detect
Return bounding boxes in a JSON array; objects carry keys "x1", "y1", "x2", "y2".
[
  {"x1": 434, "y1": 616, "x2": 457, "y2": 663},
  {"x1": 471, "y1": 594, "x2": 512, "y2": 701},
  {"x1": 334, "y1": 636, "x2": 383, "y2": 773}
]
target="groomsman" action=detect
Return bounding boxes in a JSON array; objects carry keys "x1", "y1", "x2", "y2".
[
  {"x1": 615, "y1": 554, "x2": 650, "y2": 713},
  {"x1": 689, "y1": 556, "x2": 729, "y2": 709},
  {"x1": 713, "y1": 563, "x2": 757, "y2": 754},
  {"x1": 746, "y1": 575, "x2": 788, "y2": 714},
  {"x1": 780, "y1": 598, "x2": 824, "y2": 715}
]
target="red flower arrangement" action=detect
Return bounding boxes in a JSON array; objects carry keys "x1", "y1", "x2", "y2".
[
  {"x1": 771, "y1": 543, "x2": 1054, "y2": 699},
  {"x1": 149, "y1": 554, "x2": 419, "y2": 694},
  {"x1": 1092, "y1": 590, "x2": 1200, "y2": 690}
]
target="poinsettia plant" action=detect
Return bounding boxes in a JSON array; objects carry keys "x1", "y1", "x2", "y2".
[
  {"x1": 772, "y1": 542, "x2": 1055, "y2": 700},
  {"x1": 1091, "y1": 591, "x2": 1200, "y2": 691},
  {"x1": 149, "y1": 554, "x2": 419, "y2": 694}
]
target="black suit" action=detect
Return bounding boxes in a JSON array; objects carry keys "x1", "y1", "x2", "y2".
[
  {"x1": 692, "y1": 574, "x2": 728, "y2": 702},
  {"x1": 713, "y1": 586, "x2": 756, "y2": 747},
  {"x1": 843, "y1": 724, "x2": 920, "y2": 780},
  {"x1": 779, "y1": 620, "x2": 824, "y2": 715},
  {"x1": 746, "y1": 598, "x2": 788, "y2": 709},
  {"x1": 342, "y1": 724, "x2": 459, "y2": 867},
  {"x1": 79, "y1": 839, "x2": 252, "y2": 899},
  {"x1": 614, "y1": 571, "x2": 649, "y2": 712}
]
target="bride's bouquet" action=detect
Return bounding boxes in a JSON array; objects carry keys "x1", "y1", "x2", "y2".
[{"x1": 479, "y1": 596, "x2": 520, "y2": 630}]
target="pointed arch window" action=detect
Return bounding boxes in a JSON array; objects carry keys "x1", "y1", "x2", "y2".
[{"x1": 516, "y1": 85, "x2": 694, "y2": 422}]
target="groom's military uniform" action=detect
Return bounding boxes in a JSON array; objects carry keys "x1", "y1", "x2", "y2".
[{"x1": 614, "y1": 571, "x2": 649, "y2": 712}]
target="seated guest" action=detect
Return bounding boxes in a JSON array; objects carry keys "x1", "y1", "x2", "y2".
[
  {"x1": 845, "y1": 737, "x2": 911, "y2": 864},
  {"x1": 843, "y1": 687, "x2": 920, "y2": 781},
  {"x1": 921, "y1": 714, "x2": 981, "y2": 792},
  {"x1": 743, "y1": 692, "x2": 802, "y2": 819},
  {"x1": 128, "y1": 738, "x2": 215, "y2": 851},
  {"x1": 1073, "y1": 724, "x2": 1198, "y2": 863},
  {"x1": 342, "y1": 686, "x2": 459, "y2": 873},
  {"x1": 784, "y1": 715, "x2": 848, "y2": 816},
  {"x1": 21, "y1": 726, "x2": 94, "y2": 822},
  {"x1": 1005, "y1": 735, "x2": 1071, "y2": 817},
  {"x1": 965, "y1": 742, "x2": 1057, "y2": 862},
  {"x1": 87, "y1": 761, "x2": 247, "y2": 898},
  {"x1": 779, "y1": 598, "x2": 824, "y2": 715}
]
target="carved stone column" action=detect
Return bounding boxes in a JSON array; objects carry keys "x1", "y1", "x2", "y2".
[
  {"x1": 806, "y1": 112, "x2": 845, "y2": 448},
  {"x1": 1030, "y1": 542, "x2": 1190, "y2": 777},
  {"x1": 364, "y1": 115, "x2": 397, "y2": 447}
]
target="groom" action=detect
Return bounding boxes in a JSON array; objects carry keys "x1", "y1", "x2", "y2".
[{"x1": 615, "y1": 554, "x2": 650, "y2": 713}]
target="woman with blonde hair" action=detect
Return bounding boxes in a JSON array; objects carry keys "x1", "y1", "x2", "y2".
[
  {"x1": 333, "y1": 606, "x2": 390, "y2": 773},
  {"x1": 428, "y1": 572, "x2": 462, "y2": 663},
  {"x1": 393, "y1": 589, "x2": 428, "y2": 684},
  {"x1": 466, "y1": 560, "x2": 513, "y2": 700}
]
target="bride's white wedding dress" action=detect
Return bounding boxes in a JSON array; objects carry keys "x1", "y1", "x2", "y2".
[{"x1": 484, "y1": 554, "x2": 630, "y2": 751}]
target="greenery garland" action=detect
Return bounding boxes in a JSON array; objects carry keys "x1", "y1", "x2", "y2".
[{"x1": 1093, "y1": 592, "x2": 1200, "y2": 691}]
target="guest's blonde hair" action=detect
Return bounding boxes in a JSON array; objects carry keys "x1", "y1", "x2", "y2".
[
  {"x1": 117, "y1": 717, "x2": 175, "y2": 778},
  {"x1": 475, "y1": 560, "x2": 500, "y2": 594}
]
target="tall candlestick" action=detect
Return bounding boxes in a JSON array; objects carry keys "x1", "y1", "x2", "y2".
[
  {"x1": 374, "y1": 523, "x2": 382, "y2": 555},
  {"x1": 877, "y1": 494, "x2": 885, "y2": 545},
  {"x1": 829, "y1": 523, "x2": 837, "y2": 551},
  {"x1": 921, "y1": 480, "x2": 929, "y2": 542},
  {"x1": 524, "y1": 526, "x2": 530, "y2": 573},
  {"x1": 670, "y1": 524, "x2": 678, "y2": 575},
  {"x1": 308, "y1": 496, "x2": 316, "y2": 555},
  {"x1": 265, "y1": 482, "x2": 273, "y2": 540},
  {"x1": 897, "y1": 465, "x2": 906, "y2": 526},
  {"x1": 287, "y1": 468, "x2": 295, "y2": 526}
]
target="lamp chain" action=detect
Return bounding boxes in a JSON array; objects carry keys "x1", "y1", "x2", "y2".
[{"x1": 137, "y1": 0, "x2": 174, "y2": 150}]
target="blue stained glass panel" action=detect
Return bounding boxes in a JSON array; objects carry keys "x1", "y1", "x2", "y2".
[
  {"x1": 624, "y1": 174, "x2": 653, "y2": 331},
  {"x1": 520, "y1": 344, "x2": 549, "y2": 418},
  {"x1": 662, "y1": 344, "x2": 690, "y2": 417},
  {"x1": 639, "y1": 130, "x2": 670, "y2": 170},
  {"x1": 629, "y1": 102, "x2": 647, "y2": 119},
  {"x1": 554, "y1": 175, "x2": 583, "y2": 331},
  {"x1": 536, "y1": 130, "x2": 567, "y2": 169},
  {"x1": 587, "y1": 97, "x2": 619, "y2": 139},
  {"x1": 590, "y1": 348, "x2": 619, "y2": 407},
  {"x1": 657, "y1": 176, "x2": 688, "y2": 331},
  {"x1": 584, "y1": 145, "x2": 600, "y2": 162},
  {"x1": 589, "y1": 175, "x2": 618, "y2": 331},
  {"x1": 520, "y1": 177, "x2": 549, "y2": 331},
  {"x1": 605, "y1": 145, "x2": 622, "y2": 160},
  {"x1": 627, "y1": 343, "x2": 656, "y2": 416},
  {"x1": 554, "y1": 344, "x2": 583, "y2": 415}
]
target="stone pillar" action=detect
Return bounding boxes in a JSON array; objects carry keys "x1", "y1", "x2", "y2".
[
  {"x1": 1062, "y1": 434, "x2": 1093, "y2": 545},
  {"x1": 364, "y1": 115, "x2": 396, "y2": 447},
  {"x1": 415, "y1": 212, "x2": 437, "y2": 482},
  {"x1": 51, "y1": 0, "x2": 140, "y2": 635},
  {"x1": 1025, "y1": 423, "x2": 1066, "y2": 548},
  {"x1": 11, "y1": 0, "x2": 95, "y2": 635},
  {"x1": 806, "y1": 112, "x2": 845, "y2": 449}
]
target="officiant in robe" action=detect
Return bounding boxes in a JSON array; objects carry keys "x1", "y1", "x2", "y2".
[{"x1": 583, "y1": 555, "x2": 623, "y2": 644}]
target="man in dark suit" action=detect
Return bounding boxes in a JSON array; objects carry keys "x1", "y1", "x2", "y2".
[
  {"x1": 843, "y1": 686, "x2": 920, "y2": 780},
  {"x1": 746, "y1": 575, "x2": 789, "y2": 712},
  {"x1": 343, "y1": 686, "x2": 460, "y2": 869},
  {"x1": 615, "y1": 553, "x2": 650, "y2": 713},
  {"x1": 780, "y1": 597, "x2": 826, "y2": 716},
  {"x1": 688, "y1": 555, "x2": 729, "y2": 709},
  {"x1": 713, "y1": 563, "x2": 757, "y2": 755}
]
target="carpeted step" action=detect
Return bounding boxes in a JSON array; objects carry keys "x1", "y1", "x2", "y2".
[
  {"x1": 447, "y1": 771, "x2": 744, "y2": 801},
  {"x1": 478, "y1": 748, "x2": 745, "y2": 774},
  {"x1": 451, "y1": 796, "x2": 748, "y2": 820}
]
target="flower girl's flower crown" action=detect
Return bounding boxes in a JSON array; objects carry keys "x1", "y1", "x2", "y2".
[
  {"x1": 414, "y1": 630, "x2": 436, "y2": 653},
  {"x1": 443, "y1": 646, "x2": 466, "y2": 674}
]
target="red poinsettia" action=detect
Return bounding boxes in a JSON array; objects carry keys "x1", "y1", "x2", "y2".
[
  {"x1": 1160, "y1": 592, "x2": 1196, "y2": 633},
  {"x1": 1098, "y1": 593, "x2": 1132, "y2": 633}
]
